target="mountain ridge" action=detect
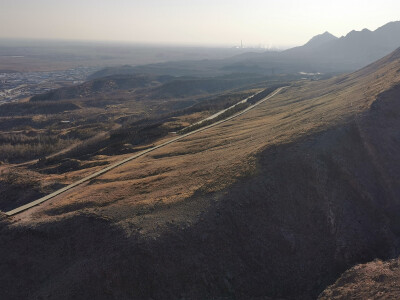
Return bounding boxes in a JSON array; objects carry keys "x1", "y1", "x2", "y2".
[
  {"x1": 303, "y1": 31, "x2": 338, "y2": 48},
  {"x1": 92, "y1": 20, "x2": 400, "y2": 77}
]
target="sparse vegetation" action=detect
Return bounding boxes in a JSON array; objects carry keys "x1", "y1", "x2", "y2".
[
  {"x1": 0, "y1": 101, "x2": 80, "y2": 116},
  {"x1": 0, "y1": 168, "x2": 47, "y2": 211},
  {"x1": 0, "y1": 132, "x2": 76, "y2": 163},
  {"x1": 246, "y1": 84, "x2": 288, "y2": 104}
]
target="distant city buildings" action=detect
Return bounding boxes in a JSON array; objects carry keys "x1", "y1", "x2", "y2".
[
  {"x1": 233, "y1": 41, "x2": 268, "y2": 49},
  {"x1": 0, "y1": 66, "x2": 98, "y2": 104}
]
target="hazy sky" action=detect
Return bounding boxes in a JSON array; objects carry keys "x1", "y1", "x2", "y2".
[{"x1": 1, "y1": 0, "x2": 399, "y2": 47}]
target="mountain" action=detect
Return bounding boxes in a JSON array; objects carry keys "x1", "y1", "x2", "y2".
[
  {"x1": 303, "y1": 31, "x2": 338, "y2": 48},
  {"x1": 232, "y1": 20, "x2": 400, "y2": 74},
  {"x1": 279, "y1": 20, "x2": 400, "y2": 71},
  {"x1": 2, "y1": 45, "x2": 400, "y2": 299},
  {"x1": 288, "y1": 31, "x2": 338, "y2": 52},
  {"x1": 101, "y1": 21, "x2": 400, "y2": 76}
]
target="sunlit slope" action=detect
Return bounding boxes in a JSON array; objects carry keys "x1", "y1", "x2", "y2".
[{"x1": 19, "y1": 48, "x2": 400, "y2": 226}]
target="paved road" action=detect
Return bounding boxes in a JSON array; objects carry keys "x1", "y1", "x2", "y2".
[
  {"x1": 5, "y1": 87, "x2": 286, "y2": 216},
  {"x1": 189, "y1": 91, "x2": 260, "y2": 127}
]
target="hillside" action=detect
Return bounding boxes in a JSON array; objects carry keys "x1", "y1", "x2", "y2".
[
  {"x1": 0, "y1": 72, "x2": 272, "y2": 166},
  {"x1": 150, "y1": 74, "x2": 271, "y2": 98},
  {"x1": 30, "y1": 72, "x2": 272, "y2": 103},
  {"x1": 87, "y1": 65, "x2": 143, "y2": 80},
  {"x1": 1, "y1": 48, "x2": 400, "y2": 299},
  {"x1": 30, "y1": 74, "x2": 174, "y2": 101}
]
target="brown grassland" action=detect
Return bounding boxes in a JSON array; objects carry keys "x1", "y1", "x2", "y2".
[{"x1": 12, "y1": 49, "x2": 400, "y2": 229}]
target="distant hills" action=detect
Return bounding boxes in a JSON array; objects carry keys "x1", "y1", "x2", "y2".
[
  {"x1": 278, "y1": 20, "x2": 400, "y2": 71},
  {"x1": 29, "y1": 21, "x2": 400, "y2": 105},
  {"x1": 93, "y1": 21, "x2": 400, "y2": 77},
  {"x1": 30, "y1": 74, "x2": 173, "y2": 101},
  {"x1": 31, "y1": 73, "x2": 271, "y2": 102}
]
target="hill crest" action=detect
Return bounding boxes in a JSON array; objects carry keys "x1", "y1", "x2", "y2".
[{"x1": 304, "y1": 31, "x2": 338, "y2": 48}]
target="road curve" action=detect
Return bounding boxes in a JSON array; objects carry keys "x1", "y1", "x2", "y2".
[{"x1": 5, "y1": 87, "x2": 286, "y2": 216}]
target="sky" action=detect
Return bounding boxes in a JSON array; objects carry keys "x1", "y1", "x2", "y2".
[{"x1": 1, "y1": 0, "x2": 400, "y2": 48}]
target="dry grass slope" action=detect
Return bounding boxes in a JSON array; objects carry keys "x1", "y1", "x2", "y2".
[{"x1": 17, "y1": 47, "x2": 400, "y2": 226}]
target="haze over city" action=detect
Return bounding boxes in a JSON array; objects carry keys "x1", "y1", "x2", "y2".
[{"x1": 1, "y1": 0, "x2": 400, "y2": 47}]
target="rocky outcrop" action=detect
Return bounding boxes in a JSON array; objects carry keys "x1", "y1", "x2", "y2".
[{"x1": 319, "y1": 257, "x2": 400, "y2": 299}]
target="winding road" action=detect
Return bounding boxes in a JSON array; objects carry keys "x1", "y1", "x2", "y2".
[{"x1": 5, "y1": 87, "x2": 286, "y2": 216}]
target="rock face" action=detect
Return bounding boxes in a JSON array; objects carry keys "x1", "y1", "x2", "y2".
[{"x1": 319, "y1": 257, "x2": 400, "y2": 299}]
